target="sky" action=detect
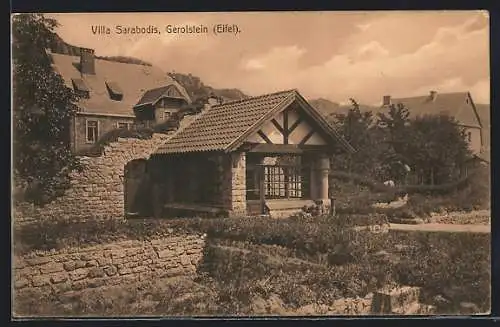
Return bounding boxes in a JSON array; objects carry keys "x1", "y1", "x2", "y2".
[{"x1": 49, "y1": 11, "x2": 490, "y2": 105}]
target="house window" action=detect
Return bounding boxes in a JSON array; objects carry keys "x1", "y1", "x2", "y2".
[
  {"x1": 163, "y1": 111, "x2": 171, "y2": 121},
  {"x1": 86, "y1": 120, "x2": 99, "y2": 143},
  {"x1": 117, "y1": 122, "x2": 132, "y2": 130},
  {"x1": 467, "y1": 131, "x2": 472, "y2": 142}
]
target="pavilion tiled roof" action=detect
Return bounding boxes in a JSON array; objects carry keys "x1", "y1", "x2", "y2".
[{"x1": 155, "y1": 89, "x2": 354, "y2": 154}]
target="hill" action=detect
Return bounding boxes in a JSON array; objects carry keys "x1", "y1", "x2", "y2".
[
  {"x1": 308, "y1": 98, "x2": 380, "y2": 120},
  {"x1": 168, "y1": 72, "x2": 249, "y2": 103}
]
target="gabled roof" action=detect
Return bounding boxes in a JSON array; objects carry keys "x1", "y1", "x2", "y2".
[
  {"x1": 50, "y1": 52, "x2": 191, "y2": 116},
  {"x1": 155, "y1": 89, "x2": 355, "y2": 154},
  {"x1": 386, "y1": 92, "x2": 482, "y2": 128},
  {"x1": 134, "y1": 84, "x2": 190, "y2": 108}
]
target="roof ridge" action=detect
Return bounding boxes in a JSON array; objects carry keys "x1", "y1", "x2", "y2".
[
  {"x1": 212, "y1": 89, "x2": 297, "y2": 107},
  {"x1": 393, "y1": 91, "x2": 469, "y2": 100}
]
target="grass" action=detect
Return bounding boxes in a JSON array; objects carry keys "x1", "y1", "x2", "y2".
[
  {"x1": 13, "y1": 213, "x2": 387, "y2": 255},
  {"x1": 13, "y1": 229, "x2": 490, "y2": 316},
  {"x1": 13, "y1": 214, "x2": 490, "y2": 316}
]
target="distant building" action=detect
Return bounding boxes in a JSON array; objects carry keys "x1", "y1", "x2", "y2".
[
  {"x1": 381, "y1": 91, "x2": 486, "y2": 156},
  {"x1": 49, "y1": 47, "x2": 192, "y2": 153}
]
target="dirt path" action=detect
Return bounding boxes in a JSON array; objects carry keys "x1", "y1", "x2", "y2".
[{"x1": 389, "y1": 223, "x2": 490, "y2": 233}]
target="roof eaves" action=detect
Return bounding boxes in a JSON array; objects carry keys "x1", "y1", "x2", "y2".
[{"x1": 467, "y1": 91, "x2": 483, "y2": 129}]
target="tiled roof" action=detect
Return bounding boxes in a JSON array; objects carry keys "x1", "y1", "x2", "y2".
[
  {"x1": 50, "y1": 52, "x2": 191, "y2": 116},
  {"x1": 156, "y1": 89, "x2": 354, "y2": 154},
  {"x1": 134, "y1": 84, "x2": 189, "y2": 107},
  {"x1": 385, "y1": 92, "x2": 482, "y2": 128},
  {"x1": 135, "y1": 86, "x2": 171, "y2": 107}
]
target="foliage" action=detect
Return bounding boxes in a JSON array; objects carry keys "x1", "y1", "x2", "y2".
[
  {"x1": 95, "y1": 55, "x2": 153, "y2": 66},
  {"x1": 13, "y1": 217, "x2": 188, "y2": 254},
  {"x1": 12, "y1": 14, "x2": 82, "y2": 204},
  {"x1": 330, "y1": 99, "x2": 394, "y2": 180},
  {"x1": 14, "y1": 216, "x2": 490, "y2": 315},
  {"x1": 202, "y1": 231, "x2": 490, "y2": 313},
  {"x1": 330, "y1": 99, "x2": 473, "y2": 185},
  {"x1": 168, "y1": 72, "x2": 248, "y2": 104},
  {"x1": 406, "y1": 114, "x2": 472, "y2": 184}
]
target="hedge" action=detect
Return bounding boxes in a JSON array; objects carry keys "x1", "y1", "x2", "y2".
[{"x1": 13, "y1": 213, "x2": 387, "y2": 255}]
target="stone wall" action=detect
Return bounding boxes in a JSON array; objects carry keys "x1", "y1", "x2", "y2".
[
  {"x1": 13, "y1": 233, "x2": 206, "y2": 296},
  {"x1": 221, "y1": 152, "x2": 246, "y2": 216},
  {"x1": 14, "y1": 133, "x2": 173, "y2": 225}
]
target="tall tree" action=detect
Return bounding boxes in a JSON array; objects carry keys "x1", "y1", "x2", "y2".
[
  {"x1": 375, "y1": 103, "x2": 414, "y2": 183},
  {"x1": 407, "y1": 114, "x2": 471, "y2": 184},
  {"x1": 330, "y1": 99, "x2": 392, "y2": 179},
  {"x1": 12, "y1": 14, "x2": 81, "y2": 204}
]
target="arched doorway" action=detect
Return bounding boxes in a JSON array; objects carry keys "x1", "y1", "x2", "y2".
[{"x1": 124, "y1": 159, "x2": 152, "y2": 217}]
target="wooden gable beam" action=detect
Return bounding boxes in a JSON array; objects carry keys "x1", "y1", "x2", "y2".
[
  {"x1": 288, "y1": 117, "x2": 303, "y2": 135},
  {"x1": 299, "y1": 130, "x2": 315, "y2": 145},
  {"x1": 283, "y1": 107, "x2": 289, "y2": 144},
  {"x1": 257, "y1": 130, "x2": 273, "y2": 144},
  {"x1": 271, "y1": 119, "x2": 285, "y2": 135}
]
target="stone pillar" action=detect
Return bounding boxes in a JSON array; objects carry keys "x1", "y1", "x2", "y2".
[
  {"x1": 317, "y1": 155, "x2": 330, "y2": 201},
  {"x1": 220, "y1": 152, "x2": 247, "y2": 217},
  {"x1": 313, "y1": 155, "x2": 331, "y2": 213},
  {"x1": 230, "y1": 152, "x2": 247, "y2": 216}
]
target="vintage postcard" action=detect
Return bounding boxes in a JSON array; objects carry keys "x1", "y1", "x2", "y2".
[{"x1": 11, "y1": 11, "x2": 490, "y2": 317}]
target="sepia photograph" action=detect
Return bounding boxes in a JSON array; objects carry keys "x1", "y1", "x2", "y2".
[{"x1": 11, "y1": 11, "x2": 491, "y2": 317}]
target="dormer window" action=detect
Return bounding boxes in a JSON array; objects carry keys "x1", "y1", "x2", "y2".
[
  {"x1": 71, "y1": 78, "x2": 90, "y2": 99},
  {"x1": 105, "y1": 81, "x2": 123, "y2": 101}
]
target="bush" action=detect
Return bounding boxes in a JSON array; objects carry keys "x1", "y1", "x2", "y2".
[{"x1": 13, "y1": 217, "x2": 196, "y2": 254}]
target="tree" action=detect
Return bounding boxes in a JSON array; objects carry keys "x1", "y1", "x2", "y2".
[
  {"x1": 406, "y1": 114, "x2": 471, "y2": 184},
  {"x1": 376, "y1": 103, "x2": 414, "y2": 183},
  {"x1": 330, "y1": 99, "x2": 392, "y2": 179},
  {"x1": 12, "y1": 14, "x2": 82, "y2": 204}
]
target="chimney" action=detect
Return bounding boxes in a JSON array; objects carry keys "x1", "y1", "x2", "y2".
[
  {"x1": 383, "y1": 95, "x2": 391, "y2": 106},
  {"x1": 429, "y1": 90, "x2": 437, "y2": 101},
  {"x1": 80, "y1": 47, "x2": 95, "y2": 75}
]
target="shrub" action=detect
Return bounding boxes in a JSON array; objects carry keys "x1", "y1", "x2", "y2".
[{"x1": 13, "y1": 217, "x2": 197, "y2": 254}]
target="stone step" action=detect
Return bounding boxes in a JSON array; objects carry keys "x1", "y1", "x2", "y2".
[{"x1": 371, "y1": 286, "x2": 421, "y2": 314}]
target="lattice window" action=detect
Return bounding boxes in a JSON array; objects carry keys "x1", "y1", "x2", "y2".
[{"x1": 263, "y1": 164, "x2": 309, "y2": 199}]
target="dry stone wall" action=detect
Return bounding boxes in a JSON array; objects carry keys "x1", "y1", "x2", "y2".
[
  {"x1": 14, "y1": 133, "x2": 173, "y2": 225},
  {"x1": 14, "y1": 233, "x2": 206, "y2": 295}
]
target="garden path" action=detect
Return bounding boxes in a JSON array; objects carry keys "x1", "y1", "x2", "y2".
[{"x1": 389, "y1": 223, "x2": 490, "y2": 233}]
